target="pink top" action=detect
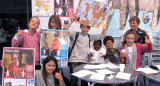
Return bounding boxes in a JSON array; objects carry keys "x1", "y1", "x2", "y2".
[
  {"x1": 120, "y1": 43, "x2": 153, "y2": 69},
  {"x1": 12, "y1": 31, "x2": 40, "y2": 64}
]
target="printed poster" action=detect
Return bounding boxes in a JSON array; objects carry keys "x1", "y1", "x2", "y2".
[
  {"x1": 33, "y1": 0, "x2": 51, "y2": 16},
  {"x1": 2, "y1": 47, "x2": 35, "y2": 86},
  {"x1": 75, "y1": 0, "x2": 115, "y2": 29},
  {"x1": 40, "y1": 29, "x2": 69, "y2": 67},
  {"x1": 54, "y1": 0, "x2": 74, "y2": 26}
]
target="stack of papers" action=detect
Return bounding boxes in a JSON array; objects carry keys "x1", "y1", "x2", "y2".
[
  {"x1": 71, "y1": 70, "x2": 94, "y2": 77},
  {"x1": 136, "y1": 67, "x2": 158, "y2": 74},
  {"x1": 115, "y1": 72, "x2": 131, "y2": 80},
  {"x1": 95, "y1": 69, "x2": 114, "y2": 75},
  {"x1": 90, "y1": 73, "x2": 105, "y2": 80}
]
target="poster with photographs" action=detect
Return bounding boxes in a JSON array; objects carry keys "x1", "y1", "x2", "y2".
[
  {"x1": 2, "y1": 47, "x2": 35, "y2": 86},
  {"x1": 32, "y1": 0, "x2": 51, "y2": 16},
  {"x1": 54, "y1": 0, "x2": 74, "y2": 26},
  {"x1": 40, "y1": 29, "x2": 69, "y2": 66}
]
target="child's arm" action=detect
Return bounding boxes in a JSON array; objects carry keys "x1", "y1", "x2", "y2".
[
  {"x1": 102, "y1": 19, "x2": 110, "y2": 36},
  {"x1": 12, "y1": 27, "x2": 24, "y2": 47},
  {"x1": 141, "y1": 38, "x2": 153, "y2": 53},
  {"x1": 64, "y1": 15, "x2": 77, "y2": 30}
]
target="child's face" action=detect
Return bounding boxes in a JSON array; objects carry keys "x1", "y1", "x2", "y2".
[
  {"x1": 12, "y1": 53, "x2": 22, "y2": 67},
  {"x1": 80, "y1": 25, "x2": 90, "y2": 35},
  {"x1": 93, "y1": 42, "x2": 101, "y2": 51},
  {"x1": 28, "y1": 17, "x2": 39, "y2": 30},
  {"x1": 129, "y1": 20, "x2": 139, "y2": 31},
  {"x1": 45, "y1": 60, "x2": 56, "y2": 75},
  {"x1": 105, "y1": 40, "x2": 114, "y2": 49},
  {"x1": 50, "y1": 19, "x2": 58, "y2": 29},
  {"x1": 126, "y1": 34, "x2": 135, "y2": 47}
]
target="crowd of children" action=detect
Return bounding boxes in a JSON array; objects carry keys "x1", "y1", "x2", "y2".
[{"x1": 0, "y1": 14, "x2": 153, "y2": 86}]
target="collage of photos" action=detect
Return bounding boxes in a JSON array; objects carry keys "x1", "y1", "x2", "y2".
[
  {"x1": 40, "y1": 29, "x2": 69, "y2": 66},
  {"x1": 2, "y1": 47, "x2": 35, "y2": 86},
  {"x1": 54, "y1": 0, "x2": 74, "y2": 26}
]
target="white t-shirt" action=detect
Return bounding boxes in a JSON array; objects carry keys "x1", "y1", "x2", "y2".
[{"x1": 89, "y1": 48, "x2": 106, "y2": 63}]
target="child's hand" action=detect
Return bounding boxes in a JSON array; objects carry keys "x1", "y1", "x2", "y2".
[
  {"x1": 145, "y1": 36, "x2": 150, "y2": 44},
  {"x1": 0, "y1": 60, "x2": 4, "y2": 67},
  {"x1": 55, "y1": 71, "x2": 64, "y2": 84},
  {"x1": 38, "y1": 28, "x2": 43, "y2": 34},
  {"x1": 90, "y1": 52, "x2": 95, "y2": 57},
  {"x1": 16, "y1": 27, "x2": 24, "y2": 36},
  {"x1": 120, "y1": 50, "x2": 126, "y2": 58}
]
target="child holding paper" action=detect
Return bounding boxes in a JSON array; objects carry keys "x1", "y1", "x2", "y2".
[
  {"x1": 120, "y1": 31, "x2": 153, "y2": 69},
  {"x1": 89, "y1": 40, "x2": 106, "y2": 63}
]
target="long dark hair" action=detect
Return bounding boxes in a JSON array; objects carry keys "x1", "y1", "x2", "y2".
[{"x1": 42, "y1": 56, "x2": 59, "y2": 86}]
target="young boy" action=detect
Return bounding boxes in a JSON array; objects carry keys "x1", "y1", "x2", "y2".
[
  {"x1": 64, "y1": 15, "x2": 107, "y2": 86},
  {"x1": 51, "y1": 32, "x2": 60, "y2": 56},
  {"x1": 89, "y1": 40, "x2": 106, "y2": 63},
  {"x1": 122, "y1": 16, "x2": 149, "y2": 67}
]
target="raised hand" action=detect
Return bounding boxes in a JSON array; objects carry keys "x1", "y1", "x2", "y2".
[
  {"x1": 16, "y1": 27, "x2": 24, "y2": 36},
  {"x1": 55, "y1": 71, "x2": 64, "y2": 85},
  {"x1": 145, "y1": 36, "x2": 150, "y2": 44}
]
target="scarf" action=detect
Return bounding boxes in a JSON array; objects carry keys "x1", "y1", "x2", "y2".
[{"x1": 125, "y1": 43, "x2": 137, "y2": 69}]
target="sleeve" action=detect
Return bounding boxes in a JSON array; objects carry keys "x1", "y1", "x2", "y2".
[
  {"x1": 11, "y1": 34, "x2": 23, "y2": 47},
  {"x1": 35, "y1": 70, "x2": 41, "y2": 86},
  {"x1": 140, "y1": 42, "x2": 153, "y2": 53}
]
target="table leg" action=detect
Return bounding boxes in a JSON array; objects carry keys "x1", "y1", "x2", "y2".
[{"x1": 78, "y1": 78, "x2": 81, "y2": 86}]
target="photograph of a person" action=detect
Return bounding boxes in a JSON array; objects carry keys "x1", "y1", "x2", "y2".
[
  {"x1": 40, "y1": 29, "x2": 69, "y2": 66},
  {"x1": 4, "y1": 51, "x2": 26, "y2": 78},
  {"x1": 54, "y1": 0, "x2": 73, "y2": 16}
]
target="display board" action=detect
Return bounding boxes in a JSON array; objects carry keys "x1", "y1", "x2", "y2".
[
  {"x1": 75, "y1": 0, "x2": 115, "y2": 29},
  {"x1": 2, "y1": 47, "x2": 35, "y2": 86},
  {"x1": 40, "y1": 29, "x2": 69, "y2": 66}
]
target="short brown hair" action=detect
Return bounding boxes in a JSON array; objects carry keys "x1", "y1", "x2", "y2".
[
  {"x1": 48, "y1": 15, "x2": 62, "y2": 30},
  {"x1": 129, "y1": 16, "x2": 140, "y2": 24}
]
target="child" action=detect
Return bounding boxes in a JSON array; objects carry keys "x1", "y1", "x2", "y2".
[
  {"x1": 103, "y1": 36, "x2": 120, "y2": 64},
  {"x1": 48, "y1": 15, "x2": 62, "y2": 30},
  {"x1": 35, "y1": 56, "x2": 65, "y2": 86},
  {"x1": 51, "y1": 32, "x2": 60, "y2": 56},
  {"x1": 89, "y1": 40, "x2": 106, "y2": 63},
  {"x1": 64, "y1": 15, "x2": 108, "y2": 86},
  {"x1": 120, "y1": 31, "x2": 153, "y2": 69},
  {"x1": 11, "y1": 16, "x2": 40, "y2": 65}
]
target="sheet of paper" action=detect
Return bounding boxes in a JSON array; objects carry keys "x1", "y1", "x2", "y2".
[
  {"x1": 71, "y1": 70, "x2": 94, "y2": 77},
  {"x1": 95, "y1": 69, "x2": 114, "y2": 75},
  {"x1": 115, "y1": 72, "x2": 131, "y2": 80},
  {"x1": 155, "y1": 65, "x2": 160, "y2": 69},
  {"x1": 104, "y1": 62, "x2": 120, "y2": 69},
  {"x1": 136, "y1": 67, "x2": 158, "y2": 74},
  {"x1": 90, "y1": 73, "x2": 105, "y2": 80}
]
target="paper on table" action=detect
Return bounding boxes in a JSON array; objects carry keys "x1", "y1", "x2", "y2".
[
  {"x1": 116, "y1": 72, "x2": 131, "y2": 80},
  {"x1": 136, "y1": 67, "x2": 158, "y2": 74},
  {"x1": 95, "y1": 69, "x2": 114, "y2": 75},
  {"x1": 155, "y1": 65, "x2": 160, "y2": 69},
  {"x1": 71, "y1": 70, "x2": 94, "y2": 77},
  {"x1": 90, "y1": 73, "x2": 105, "y2": 80},
  {"x1": 83, "y1": 64, "x2": 106, "y2": 69},
  {"x1": 104, "y1": 62, "x2": 120, "y2": 69}
]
